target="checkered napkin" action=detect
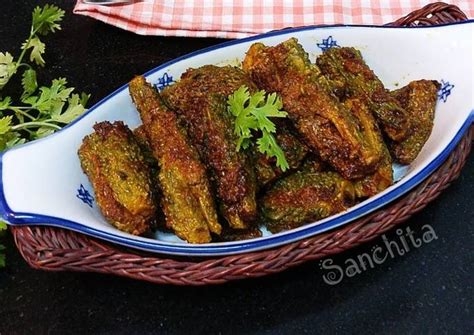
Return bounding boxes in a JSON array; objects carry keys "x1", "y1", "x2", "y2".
[{"x1": 74, "y1": 0, "x2": 474, "y2": 38}]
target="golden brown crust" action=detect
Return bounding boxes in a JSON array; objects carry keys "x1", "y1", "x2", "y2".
[
  {"x1": 243, "y1": 39, "x2": 382, "y2": 180},
  {"x1": 78, "y1": 121, "x2": 156, "y2": 235},
  {"x1": 343, "y1": 98, "x2": 393, "y2": 198},
  {"x1": 316, "y1": 47, "x2": 412, "y2": 142},
  {"x1": 260, "y1": 170, "x2": 355, "y2": 233},
  {"x1": 389, "y1": 80, "x2": 440, "y2": 164},
  {"x1": 78, "y1": 41, "x2": 437, "y2": 243},
  {"x1": 163, "y1": 66, "x2": 258, "y2": 229},
  {"x1": 253, "y1": 122, "x2": 309, "y2": 188},
  {"x1": 353, "y1": 144, "x2": 393, "y2": 198},
  {"x1": 216, "y1": 227, "x2": 263, "y2": 242},
  {"x1": 129, "y1": 76, "x2": 221, "y2": 243}
]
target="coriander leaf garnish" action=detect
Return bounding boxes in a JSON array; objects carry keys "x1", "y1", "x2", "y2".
[
  {"x1": 32, "y1": 4, "x2": 65, "y2": 35},
  {"x1": 227, "y1": 85, "x2": 289, "y2": 171},
  {"x1": 52, "y1": 93, "x2": 88, "y2": 124},
  {"x1": 22, "y1": 37, "x2": 46, "y2": 66},
  {"x1": 0, "y1": 97, "x2": 12, "y2": 111},
  {"x1": 0, "y1": 52, "x2": 16, "y2": 90},
  {"x1": 21, "y1": 68, "x2": 38, "y2": 99},
  {"x1": 0, "y1": 116, "x2": 13, "y2": 135},
  {"x1": 257, "y1": 132, "x2": 288, "y2": 172},
  {"x1": 0, "y1": 5, "x2": 89, "y2": 150},
  {"x1": 0, "y1": 4, "x2": 80, "y2": 266},
  {"x1": 2, "y1": 5, "x2": 65, "y2": 89}
]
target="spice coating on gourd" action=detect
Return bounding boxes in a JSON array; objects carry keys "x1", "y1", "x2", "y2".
[
  {"x1": 389, "y1": 80, "x2": 440, "y2": 164},
  {"x1": 77, "y1": 40, "x2": 438, "y2": 244},
  {"x1": 316, "y1": 47, "x2": 412, "y2": 142},
  {"x1": 129, "y1": 76, "x2": 221, "y2": 243},
  {"x1": 252, "y1": 122, "x2": 309, "y2": 188},
  {"x1": 243, "y1": 38, "x2": 383, "y2": 180},
  {"x1": 343, "y1": 98, "x2": 393, "y2": 198},
  {"x1": 78, "y1": 121, "x2": 156, "y2": 235},
  {"x1": 260, "y1": 170, "x2": 355, "y2": 233},
  {"x1": 163, "y1": 65, "x2": 258, "y2": 229}
]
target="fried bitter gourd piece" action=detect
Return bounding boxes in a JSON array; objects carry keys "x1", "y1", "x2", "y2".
[
  {"x1": 243, "y1": 38, "x2": 382, "y2": 180},
  {"x1": 344, "y1": 98, "x2": 393, "y2": 198},
  {"x1": 216, "y1": 227, "x2": 263, "y2": 242},
  {"x1": 132, "y1": 125, "x2": 166, "y2": 228},
  {"x1": 129, "y1": 76, "x2": 221, "y2": 243},
  {"x1": 253, "y1": 122, "x2": 309, "y2": 187},
  {"x1": 133, "y1": 125, "x2": 159, "y2": 176},
  {"x1": 300, "y1": 154, "x2": 328, "y2": 173},
  {"x1": 163, "y1": 65, "x2": 257, "y2": 229},
  {"x1": 260, "y1": 170, "x2": 355, "y2": 233},
  {"x1": 354, "y1": 144, "x2": 393, "y2": 198},
  {"x1": 78, "y1": 121, "x2": 156, "y2": 235},
  {"x1": 316, "y1": 47, "x2": 412, "y2": 142},
  {"x1": 389, "y1": 80, "x2": 440, "y2": 164}
]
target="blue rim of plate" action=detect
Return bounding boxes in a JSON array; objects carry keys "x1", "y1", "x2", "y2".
[{"x1": 1, "y1": 21, "x2": 473, "y2": 256}]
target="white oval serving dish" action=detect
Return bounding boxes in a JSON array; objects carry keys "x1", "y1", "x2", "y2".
[{"x1": 1, "y1": 21, "x2": 473, "y2": 256}]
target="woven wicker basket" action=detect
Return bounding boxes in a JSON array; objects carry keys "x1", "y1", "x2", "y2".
[{"x1": 11, "y1": 2, "x2": 472, "y2": 285}]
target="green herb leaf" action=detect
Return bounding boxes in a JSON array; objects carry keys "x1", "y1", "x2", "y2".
[
  {"x1": 34, "y1": 126, "x2": 55, "y2": 139},
  {"x1": 52, "y1": 93, "x2": 86, "y2": 124},
  {"x1": 80, "y1": 92, "x2": 91, "y2": 107},
  {"x1": 26, "y1": 78, "x2": 74, "y2": 114},
  {"x1": 0, "y1": 96, "x2": 12, "y2": 111},
  {"x1": 21, "y1": 68, "x2": 38, "y2": 99},
  {"x1": 227, "y1": 85, "x2": 289, "y2": 170},
  {"x1": 0, "y1": 4, "x2": 77, "y2": 267},
  {"x1": 227, "y1": 86, "x2": 255, "y2": 150},
  {"x1": 227, "y1": 85, "x2": 249, "y2": 117},
  {"x1": 0, "y1": 116, "x2": 13, "y2": 135},
  {"x1": 32, "y1": 5, "x2": 65, "y2": 36},
  {"x1": 22, "y1": 36, "x2": 46, "y2": 66},
  {"x1": 257, "y1": 131, "x2": 289, "y2": 171},
  {"x1": 4, "y1": 133, "x2": 25, "y2": 150},
  {"x1": 0, "y1": 52, "x2": 16, "y2": 89},
  {"x1": 0, "y1": 6, "x2": 87, "y2": 148}
]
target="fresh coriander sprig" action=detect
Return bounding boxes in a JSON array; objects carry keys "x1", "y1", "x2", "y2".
[
  {"x1": 0, "y1": 5, "x2": 64, "y2": 90},
  {"x1": 0, "y1": 5, "x2": 90, "y2": 266},
  {"x1": 227, "y1": 85, "x2": 289, "y2": 171},
  {"x1": 0, "y1": 5, "x2": 89, "y2": 151}
]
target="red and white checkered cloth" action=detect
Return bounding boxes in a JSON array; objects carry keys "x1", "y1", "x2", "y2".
[{"x1": 74, "y1": 0, "x2": 474, "y2": 38}]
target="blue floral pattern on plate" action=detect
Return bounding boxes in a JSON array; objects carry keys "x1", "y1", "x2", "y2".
[
  {"x1": 155, "y1": 72, "x2": 174, "y2": 91},
  {"x1": 317, "y1": 36, "x2": 340, "y2": 51},
  {"x1": 76, "y1": 184, "x2": 94, "y2": 208},
  {"x1": 438, "y1": 80, "x2": 454, "y2": 103}
]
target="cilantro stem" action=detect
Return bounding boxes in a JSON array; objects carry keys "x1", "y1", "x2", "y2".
[
  {"x1": 12, "y1": 121, "x2": 61, "y2": 131},
  {"x1": 9, "y1": 106, "x2": 35, "y2": 110},
  {"x1": 17, "y1": 63, "x2": 33, "y2": 70},
  {"x1": 10, "y1": 107, "x2": 36, "y2": 121},
  {"x1": 13, "y1": 27, "x2": 35, "y2": 76},
  {"x1": 11, "y1": 22, "x2": 46, "y2": 79},
  {"x1": 0, "y1": 5, "x2": 73, "y2": 267}
]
